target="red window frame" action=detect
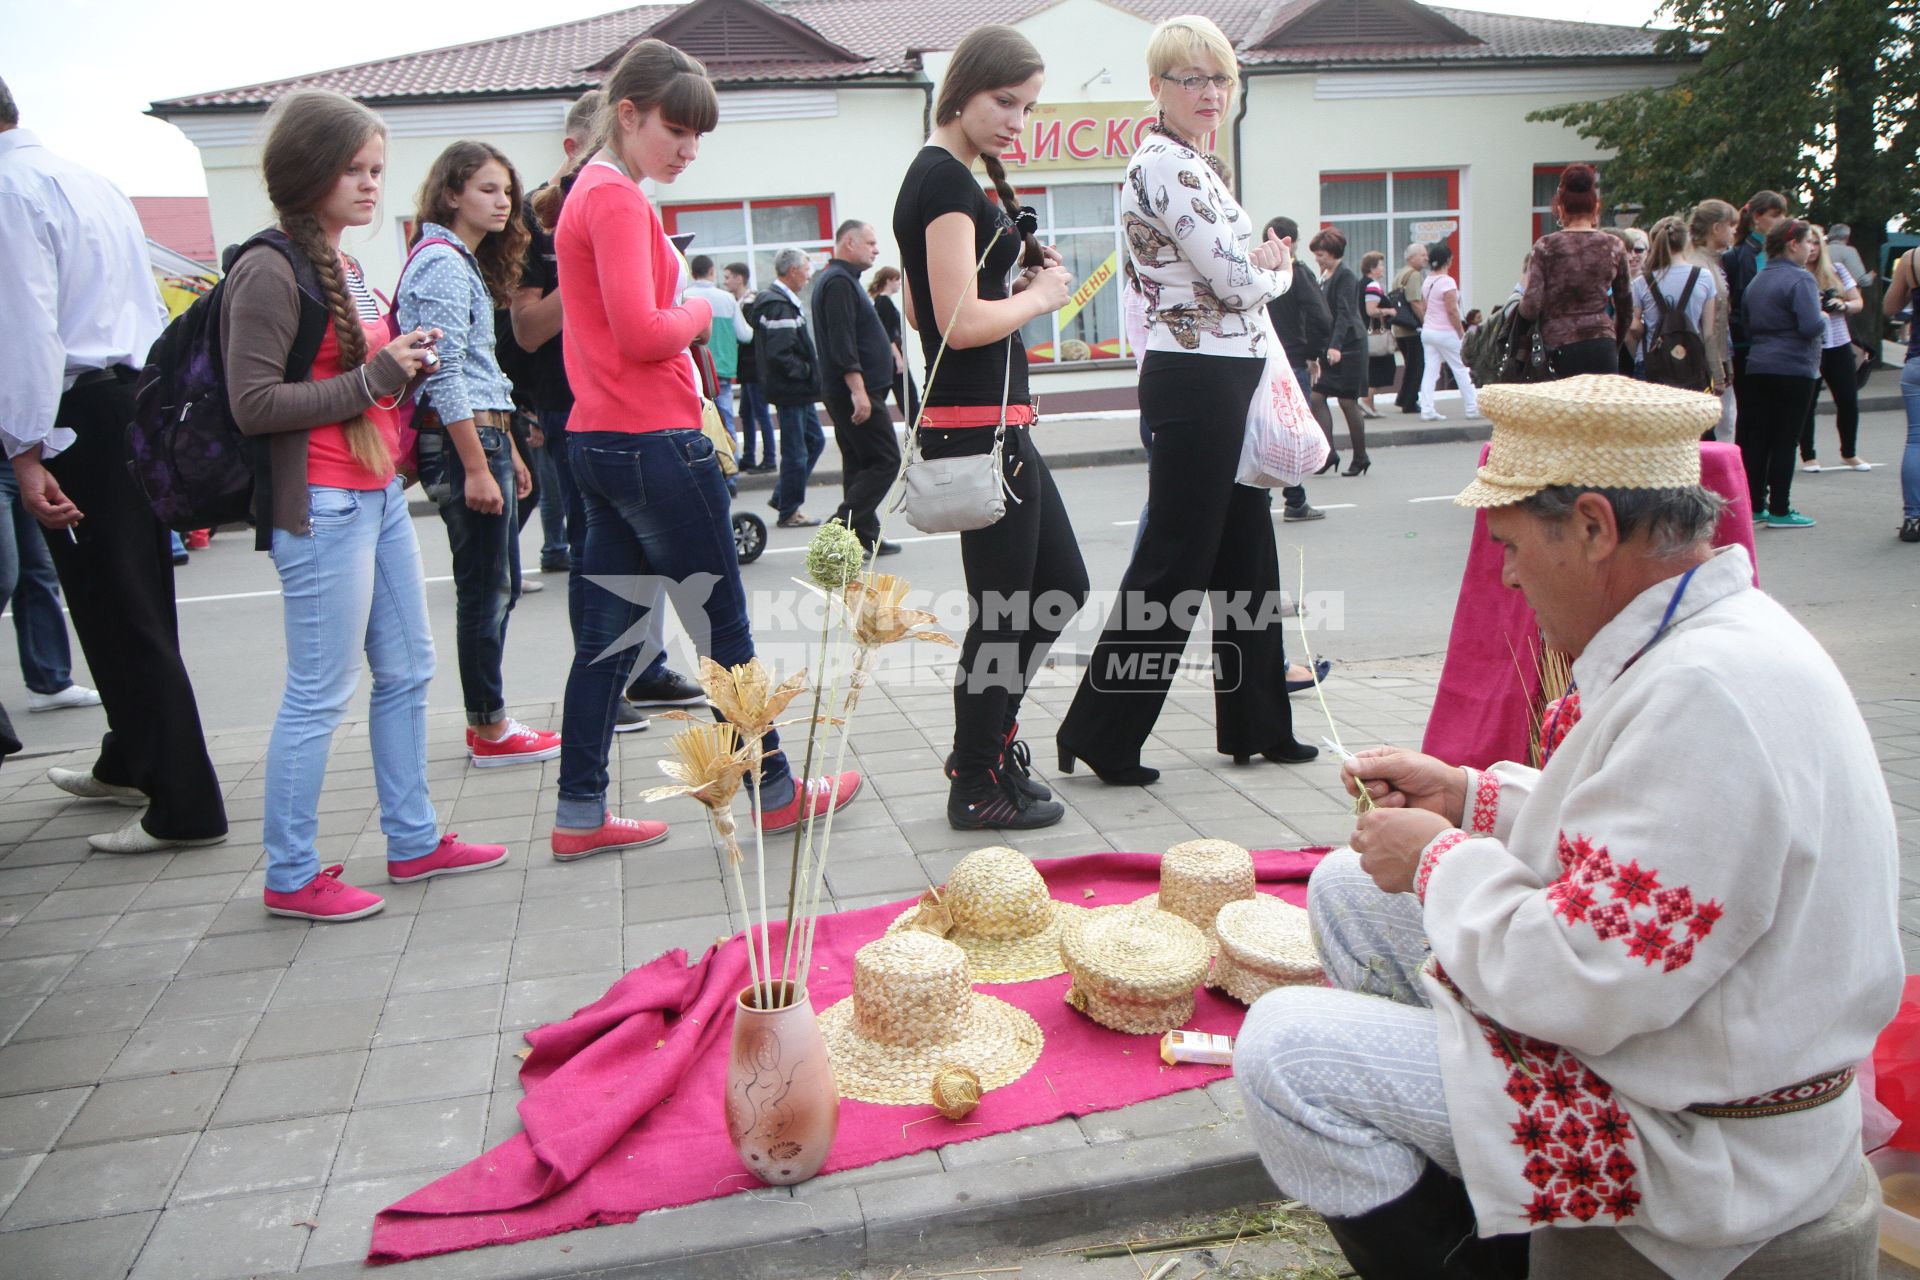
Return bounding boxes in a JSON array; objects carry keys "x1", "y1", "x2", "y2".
[
  {"x1": 1320, "y1": 169, "x2": 1462, "y2": 284},
  {"x1": 1532, "y1": 165, "x2": 1608, "y2": 240},
  {"x1": 660, "y1": 196, "x2": 834, "y2": 241}
]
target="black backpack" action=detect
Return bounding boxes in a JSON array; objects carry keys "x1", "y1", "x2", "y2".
[
  {"x1": 1641, "y1": 267, "x2": 1711, "y2": 392},
  {"x1": 126, "y1": 230, "x2": 325, "y2": 532}
]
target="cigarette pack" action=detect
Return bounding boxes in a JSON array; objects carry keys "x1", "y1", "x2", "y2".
[{"x1": 1160, "y1": 1029, "x2": 1234, "y2": 1066}]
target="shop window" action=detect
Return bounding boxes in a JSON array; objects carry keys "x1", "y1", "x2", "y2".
[
  {"x1": 660, "y1": 196, "x2": 834, "y2": 293},
  {"x1": 1007, "y1": 183, "x2": 1130, "y2": 367},
  {"x1": 1532, "y1": 165, "x2": 1612, "y2": 240},
  {"x1": 1320, "y1": 169, "x2": 1462, "y2": 289}
]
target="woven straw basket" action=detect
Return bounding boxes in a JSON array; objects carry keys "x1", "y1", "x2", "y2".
[
  {"x1": 1206, "y1": 895, "x2": 1323, "y2": 1004},
  {"x1": 887, "y1": 846, "x2": 1085, "y2": 982},
  {"x1": 818, "y1": 931, "x2": 1043, "y2": 1105},
  {"x1": 1136, "y1": 838, "x2": 1255, "y2": 948},
  {"x1": 1060, "y1": 905, "x2": 1210, "y2": 1035}
]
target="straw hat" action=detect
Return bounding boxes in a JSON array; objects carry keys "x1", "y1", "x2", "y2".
[
  {"x1": 1455, "y1": 376, "x2": 1724, "y2": 509},
  {"x1": 1206, "y1": 896, "x2": 1323, "y2": 1004},
  {"x1": 818, "y1": 931, "x2": 1044, "y2": 1106},
  {"x1": 887, "y1": 846, "x2": 1086, "y2": 983},
  {"x1": 1061, "y1": 905, "x2": 1211, "y2": 1035},
  {"x1": 1136, "y1": 839, "x2": 1255, "y2": 947}
]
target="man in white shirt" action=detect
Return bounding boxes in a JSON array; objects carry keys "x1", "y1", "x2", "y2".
[{"x1": 0, "y1": 80, "x2": 226, "y2": 853}]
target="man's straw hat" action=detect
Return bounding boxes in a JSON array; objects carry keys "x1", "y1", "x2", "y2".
[
  {"x1": 888, "y1": 846, "x2": 1086, "y2": 982},
  {"x1": 1206, "y1": 896, "x2": 1323, "y2": 1004},
  {"x1": 818, "y1": 931, "x2": 1044, "y2": 1105},
  {"x1": 1060, "y1": 905, "x2": 1211, "y2": 1035},
  {"x1": 1135, "y1": 839, "x2": 1256, "y2": 949},
  {"x1": 1454, "y1": 376, "x2": 1723, "y2": 509}
]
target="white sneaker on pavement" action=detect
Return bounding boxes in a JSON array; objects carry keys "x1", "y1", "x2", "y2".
[
  {"x1": 86, "y1": 818, "x2": 225, "y2": 855},
  {"x1": 47, "y1": 766, "x2": 146, "y2": 806},
  {"x1": 27, "y1": 685, "x2": 101, "y2": 712}
]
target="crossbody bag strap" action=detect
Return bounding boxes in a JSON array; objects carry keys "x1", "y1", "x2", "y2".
[{"x1": 991, "y1": 333, "x2": 1022, "y2": 507}]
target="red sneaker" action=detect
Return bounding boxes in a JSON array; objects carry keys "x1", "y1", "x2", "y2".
[
  {"x1": 759, "y1": 772, "x2": 862, "y2": 835},
  {"x1": 183, "y1": 529, "x2": 211, "y2": 550},
  {"x1": 263, "y1": 865, "x2": 385, "y2": 922},
  {"x1": 467, "y1": 720, "x2": 561, "y2": 768},
  {"x1": 550, "y1": 816, "x2": 669, "y2": 862},
  {"x1": 387, "y1": 833, "x2": 509, "y2": 884}
]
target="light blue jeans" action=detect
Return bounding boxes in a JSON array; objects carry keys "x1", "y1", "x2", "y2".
[
  {"x1": 265, "y1": 481, "x2": 439, "y2": 892},
  {"x1": 1901, "y1": 358, "x2": 1920, "y2": 520}
]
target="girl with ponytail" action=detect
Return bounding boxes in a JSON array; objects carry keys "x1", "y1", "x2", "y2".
[
  {"x1": 892, "y1": 23, "x2": 1086, "y2": 831},
  {"x1": 223, "y1": 88, "x2": 509, "y2": 923}
]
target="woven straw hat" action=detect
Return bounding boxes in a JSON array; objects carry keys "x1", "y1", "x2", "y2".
[
  {"x1": 1061, "y1": 905, "x2": 1211, "y2": 1035},
  {"x1": 818, "y1": 931, "x2": 1044, "y2": 1105},
  {"x1": 1206, "y1": 896, "x2": 1323, "y2": 1004},
  {"x1": 1136, "y1": 839, "x2": 1256, "y2": 948},
  {"x1": 887, "y1": 846, "x2": 1086, "y2": 983},
  {"x1": 1455, "y1": 375, "x2": 1724, "y2": 509}
]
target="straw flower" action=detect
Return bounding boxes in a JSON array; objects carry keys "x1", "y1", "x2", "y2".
[
  {"x1": 642, "y1": 723, "x2": 753, "y2": 859},
  {"x1": 805, "y1": 519, "x2": 865, "y2": 590},
  {"x1": 844, "y1": 575, "x2": 957, "y2": 652},
  {"x1": 666, "y1": 656, "x2": 810, "y2": 742}
]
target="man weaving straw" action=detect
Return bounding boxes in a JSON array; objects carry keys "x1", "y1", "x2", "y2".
[{"x1": 1236, "y1": 376, "x2": 1902, "y2": 1279}]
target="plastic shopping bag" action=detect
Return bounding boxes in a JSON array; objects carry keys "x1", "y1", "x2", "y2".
[
  {"x1": 1874, "y1": 975, "x2": 1920, "y2": 1152},
  {"x1": 1237, "y1": 348, "x2": 1330, "y2": 488}
]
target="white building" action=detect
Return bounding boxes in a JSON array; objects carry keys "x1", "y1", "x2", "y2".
[{"x1": 153, "y1": 0, "x2": 1692, "y2": 411}]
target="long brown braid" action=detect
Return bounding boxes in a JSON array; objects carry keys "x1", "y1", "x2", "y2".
[{"x1": 261, "y1": 89, "x2": 394, "y2": 477}]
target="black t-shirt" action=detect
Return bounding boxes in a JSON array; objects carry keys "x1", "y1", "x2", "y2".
[
  {"x1": 891, "y1": 146, "x2": 1029, "y2": 407},
  {"x1": 516, "y1": 195, "x2": 572, "y2": 412}
]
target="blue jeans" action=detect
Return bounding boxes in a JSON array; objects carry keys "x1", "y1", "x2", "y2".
[
  {"x1": 418, "y1": 426, "x2": 520, "y2": 725},
  {"x1": 737, "y1": 381, "x2": 775, "y2": 468},
  {"x1": 531, "y1": 427, "x2": 570, "y2": 570},
  {"x1": 0, "y1": 467, "x2": 75, "y2": 694},
  {"x1": 265, "y1": 481, "x2": 438, "y2": 891},
  {"x1": 557, "y1": 429, "x2": 790, "y2": 829},
  {"x1": 1903, "y1": 359, "x2": 1920, "y2": 520},
  {"x1": 770, "y1": 403, "x2": 825, "y2": 518},
  {"x1": 713, "y1": 380, "x2": 737, "y2": 440}
]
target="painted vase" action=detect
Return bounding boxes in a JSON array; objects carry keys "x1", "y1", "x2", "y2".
[{"x1": 724, "y1": 981, "x2": 839, "y2": 1185}]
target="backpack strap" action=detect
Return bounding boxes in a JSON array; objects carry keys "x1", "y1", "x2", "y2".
[
  {"x1": 1676, "y1": 266, "x2": 1700, "y2": 312},
  {"x1": 394, "y1": 236, "x2": 461, "y2": 311}
]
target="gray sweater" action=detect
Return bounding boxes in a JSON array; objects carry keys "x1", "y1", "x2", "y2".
[{"x1": 1740, "y1": 261, "x2": 1823, "y2": 379}]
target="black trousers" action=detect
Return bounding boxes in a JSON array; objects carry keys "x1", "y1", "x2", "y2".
[
  {"x1": 1800, "y1": 343, "x2": 1861, "y2": 460},
  {"x1": 1393, "y1": 332, "x2": 1423, "y2": 411},
  {"x1": 1546, "y1": 337, "x2": 1621, "y2": 379},
  {"x1": 824, "y1": 386, "x2": 901, "y2": 549},
  {"x1": 1739, "y1": 372, "x2": 1818, "y2": 517},
  {"x1": 43, "y1": 374, "x2": 226, "y2": 839},
  {"x1": 920, "y1": 423, "x2": 1088, "y2": 775},
  {"x1": 1060, "y1": 352, "x2": 1299, "y2": 765}
]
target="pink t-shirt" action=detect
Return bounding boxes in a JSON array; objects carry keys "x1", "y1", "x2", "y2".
[{"x1": 1422, "y1": 273, "x2": 1460, "y2": 333}]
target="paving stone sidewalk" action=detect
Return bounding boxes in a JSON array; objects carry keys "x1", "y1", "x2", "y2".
[{"x1": 0, "y1": 665, "x2": 1916, "y2": 1279}]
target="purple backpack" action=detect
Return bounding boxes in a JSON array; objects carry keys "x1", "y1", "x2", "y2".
[{"x1": 126, "y1": 230, "x2": 325, "y2": 532}]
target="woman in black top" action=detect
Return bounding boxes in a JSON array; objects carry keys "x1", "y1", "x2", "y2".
[
  {"x1": 866, "y1": 265, "x2": 915, "y2": 418},
  {"x1": 891, "y1": 25, "x2": 1083, "y2": 832},
  {"x1": 1310, "y1": 229, "x2": 1371, "y2": 475}
]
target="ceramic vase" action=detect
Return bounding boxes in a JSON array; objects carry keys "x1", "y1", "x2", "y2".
[{"x1": 725, "y1": 981, "x2": 838, "y2": 1185}]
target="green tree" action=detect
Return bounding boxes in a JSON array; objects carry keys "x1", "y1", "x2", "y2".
[{"x1": 1530, "y1": 0, "x2": 1917, "y2": 297}]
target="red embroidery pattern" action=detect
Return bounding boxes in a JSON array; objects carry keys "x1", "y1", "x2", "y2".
[
  {"x1": 1548, "y1": 834, "x2": 1722, "y2": 973},
  {"x1": 1540, "y1": 691, "x2": 1581, "y2": 764},
  {"x1": 1469, "y1": 771, "x2": 1501, "y2": 835},
  {"x1": 1488, "y1": 1021, "x2": 1641, "y2": 1225},
  {"x1": 1415, "y1": 830, "x2": 1468, "y2": 903}
]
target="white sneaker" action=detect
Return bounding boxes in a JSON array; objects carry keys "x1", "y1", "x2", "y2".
[
  {"x1": 1801, "y1": 461, "x2": 1823, "y2": 473},
  {"x1": 519, "y1": 577, "x2": 544, "y2": 594},
  {"x1": 47, "y1": 766, "x2": 146, "y2": 806},
  {"x1": 27, "y1": 685, "x2": 101, "y2": 712},
  {"x1": 1420, "y1": 410, "x2": 1445, "y2": 422},
  {"x1": 86, "y1": 818, "x2": 225, "y2": 855}
]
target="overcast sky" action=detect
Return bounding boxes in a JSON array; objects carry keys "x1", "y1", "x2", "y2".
[{"x1": 7, "y1": 0, "x2": 1668, "y2": 197}]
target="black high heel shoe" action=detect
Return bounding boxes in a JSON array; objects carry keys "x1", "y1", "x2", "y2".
[
  {"x1": 1342, "y1": 457, "x2": 1371, "y2": 477},
  {"x1": 1315, "y1": 451, "x2": 1341, "y2": 476},
  {"x1": 1230, "y1": 740, "x2": 1319, "y2": 766},
  {"x1": 1056, "y1": 743, "x2": 1160, "y2": 787}
]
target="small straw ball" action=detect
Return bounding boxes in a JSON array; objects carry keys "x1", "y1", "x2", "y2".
[{"x1": 931, "y1": 1063, "x2": 982, "y2": 1119}]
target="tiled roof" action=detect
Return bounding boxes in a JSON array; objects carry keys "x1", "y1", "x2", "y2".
[
  {"x1": 130, "y1": 196, "x2": 216, "y2": 263},
  {"x1": 151, "y1": 0, "x2": 1677, "y2": 112}
]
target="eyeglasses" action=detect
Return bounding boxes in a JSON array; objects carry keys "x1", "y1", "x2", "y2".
[{"x1": 1168, "y1": 74, "x2": 1232, "y2": 93}]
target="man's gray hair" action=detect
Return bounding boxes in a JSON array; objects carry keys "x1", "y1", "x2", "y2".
[
  {"x1": 774, "y1": 247, "x2": 809, "y2": 277},
  {"x1": 0, "y1": 77, "x2": 18, "y2": 129},
  {"x1": 834, "y1": 219, "x2": 869, "y2": 245},
  {"x1": 1404, "y1": 242, "x2": 1425, "y2": 264},
  {"x1": 565, "y1": 91, "x2": 604, "y2": 140},
  {"x1": 1518, "y1": 485, "x2": 1726, "y2": 559},
  {"x1": 1829, "y1": 222, "x2": 1852, "y2": 243}
]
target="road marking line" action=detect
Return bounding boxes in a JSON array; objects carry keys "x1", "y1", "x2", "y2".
[
  {"x1": 174, "y1": 574, "x2": 455, "y2": 605},
  {"x1": 1408, "y1": 495, "x2": 1458, "y2": 504},
  {"x1": 760, "y1": 534, "x2": 960, "y2": 556}
]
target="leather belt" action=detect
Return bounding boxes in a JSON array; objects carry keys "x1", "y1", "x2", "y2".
[
  {"x1": 414, "y1": 408, "x2": 512, "y2": 432},
  {"x1": 917, "y1": 402, "x2": 1038, "y2": 429},
  {"x1": 66, "y1": 365, "x2": 138, "y2": 393},
  {"x1": 1687, "y1": 1066, "x2": 1855, "y2": 1120}
]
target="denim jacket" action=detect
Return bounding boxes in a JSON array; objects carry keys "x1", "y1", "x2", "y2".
[{"x1": 395, "y1": 222, "x2": 514, "y2": 426}]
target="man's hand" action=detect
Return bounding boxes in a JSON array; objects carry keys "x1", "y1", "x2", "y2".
[
  {"x1": 1351, "y1": 807, "x2": 1453, "y2": 895},
  {"x1": 1342, "y1": 745, "x2": 1468, "y2": 825},
  {"x1": 11, "y1": 452, "x2": 82, "y2": 530},
  {"x1": 851, "y1": 385, "x2": 871, "y2": 425}
]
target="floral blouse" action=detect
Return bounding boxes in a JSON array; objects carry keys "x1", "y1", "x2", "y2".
[{"x1": 1122, "y1": 135, "x2": 1289, "y2": 358}]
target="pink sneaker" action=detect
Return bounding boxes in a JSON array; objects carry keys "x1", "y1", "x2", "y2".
[
  {"x1": 263, "y1": 865, "x2": 385, "y2": 922},
  {"x1": 550, "y1": 816, "x2": 669, "y2": 862},
  {"x1": 759, "y1": 771, "x2": 862, "y2": 836},
  {"x1": 467, "y1": 720, "x2": 561, "y2": 768},
  {"x1": 387, "y1": 833, "x2": 509, "y2": 884}
]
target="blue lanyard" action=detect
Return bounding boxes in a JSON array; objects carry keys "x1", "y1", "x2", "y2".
[{"x1": 1543, "y1": 565, "x2": 1699, "y2": 764}]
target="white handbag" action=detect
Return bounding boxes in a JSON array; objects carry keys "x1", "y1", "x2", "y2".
[{"x1": 893, "y1": 328, "x2": 1020, "y2": 534}]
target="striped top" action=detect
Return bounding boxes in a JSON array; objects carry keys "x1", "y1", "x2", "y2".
[{"x1": 344, "y1": 259, "x2": 383, "y2": 324}]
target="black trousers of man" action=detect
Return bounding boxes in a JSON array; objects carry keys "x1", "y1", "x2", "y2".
[
  {"x1": 1393, "y1": 332, "x2": 1424, "y2": 413},
  {"x1": 824, "y1": 386, "x2": 901, "y2": 550},
  {"x1": 42, "y1": 372, "x2": 226, "y2": 840}
]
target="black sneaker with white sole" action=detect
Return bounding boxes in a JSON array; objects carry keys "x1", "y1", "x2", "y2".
[
  {"x1": 614, "y1": 700, "x2": 649, "y2": 734},
  {"x1": 624, "y1": 666, "x2": 707, "y2": 709},
  {"x1": 946, "y1": 763, "x2": 1064, "y2": 831}
]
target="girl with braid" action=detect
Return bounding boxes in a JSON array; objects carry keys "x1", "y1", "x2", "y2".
[{"x1": 223, "y1": 89, "x2": 510, "y2": 922}]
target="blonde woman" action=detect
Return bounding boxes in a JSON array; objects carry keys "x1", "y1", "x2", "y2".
[{"x1": 1798, "y1": 226, "x2": 1868, "y2": 471}]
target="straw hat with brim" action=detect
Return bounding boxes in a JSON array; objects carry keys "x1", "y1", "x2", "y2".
[
  {"x1": 1134, "y1": 838, "x2": 1255, "y2": 950},
  {"x1": 1455, "y1": 376, "x2": 1725, "y2": 509},
  {"x1": 887, "y1": 846, "x2": 1087, "y2": 983},
  {"x1": 1061, "y1": 905, "x2": 1211, "y2": 1035},
  {"x1": 819, "y1": 931, "x2": 1044, "y2": 1105},
  {"x1": 1207, "y1": 895, "x2": 1323, "y2": 1004}
]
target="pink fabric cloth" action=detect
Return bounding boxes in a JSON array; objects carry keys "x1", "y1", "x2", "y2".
[
  {"x1": 1421, "y1": 441, "x2": 1758, "y2": 770},
  {"x1": 369, "y1": 848, "x2": 1328, "y2": 1264}
]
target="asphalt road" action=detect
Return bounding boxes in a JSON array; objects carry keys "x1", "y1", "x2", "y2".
[{"x1": 4, "y1": 405, "x2": 1913, "y2": 758}]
